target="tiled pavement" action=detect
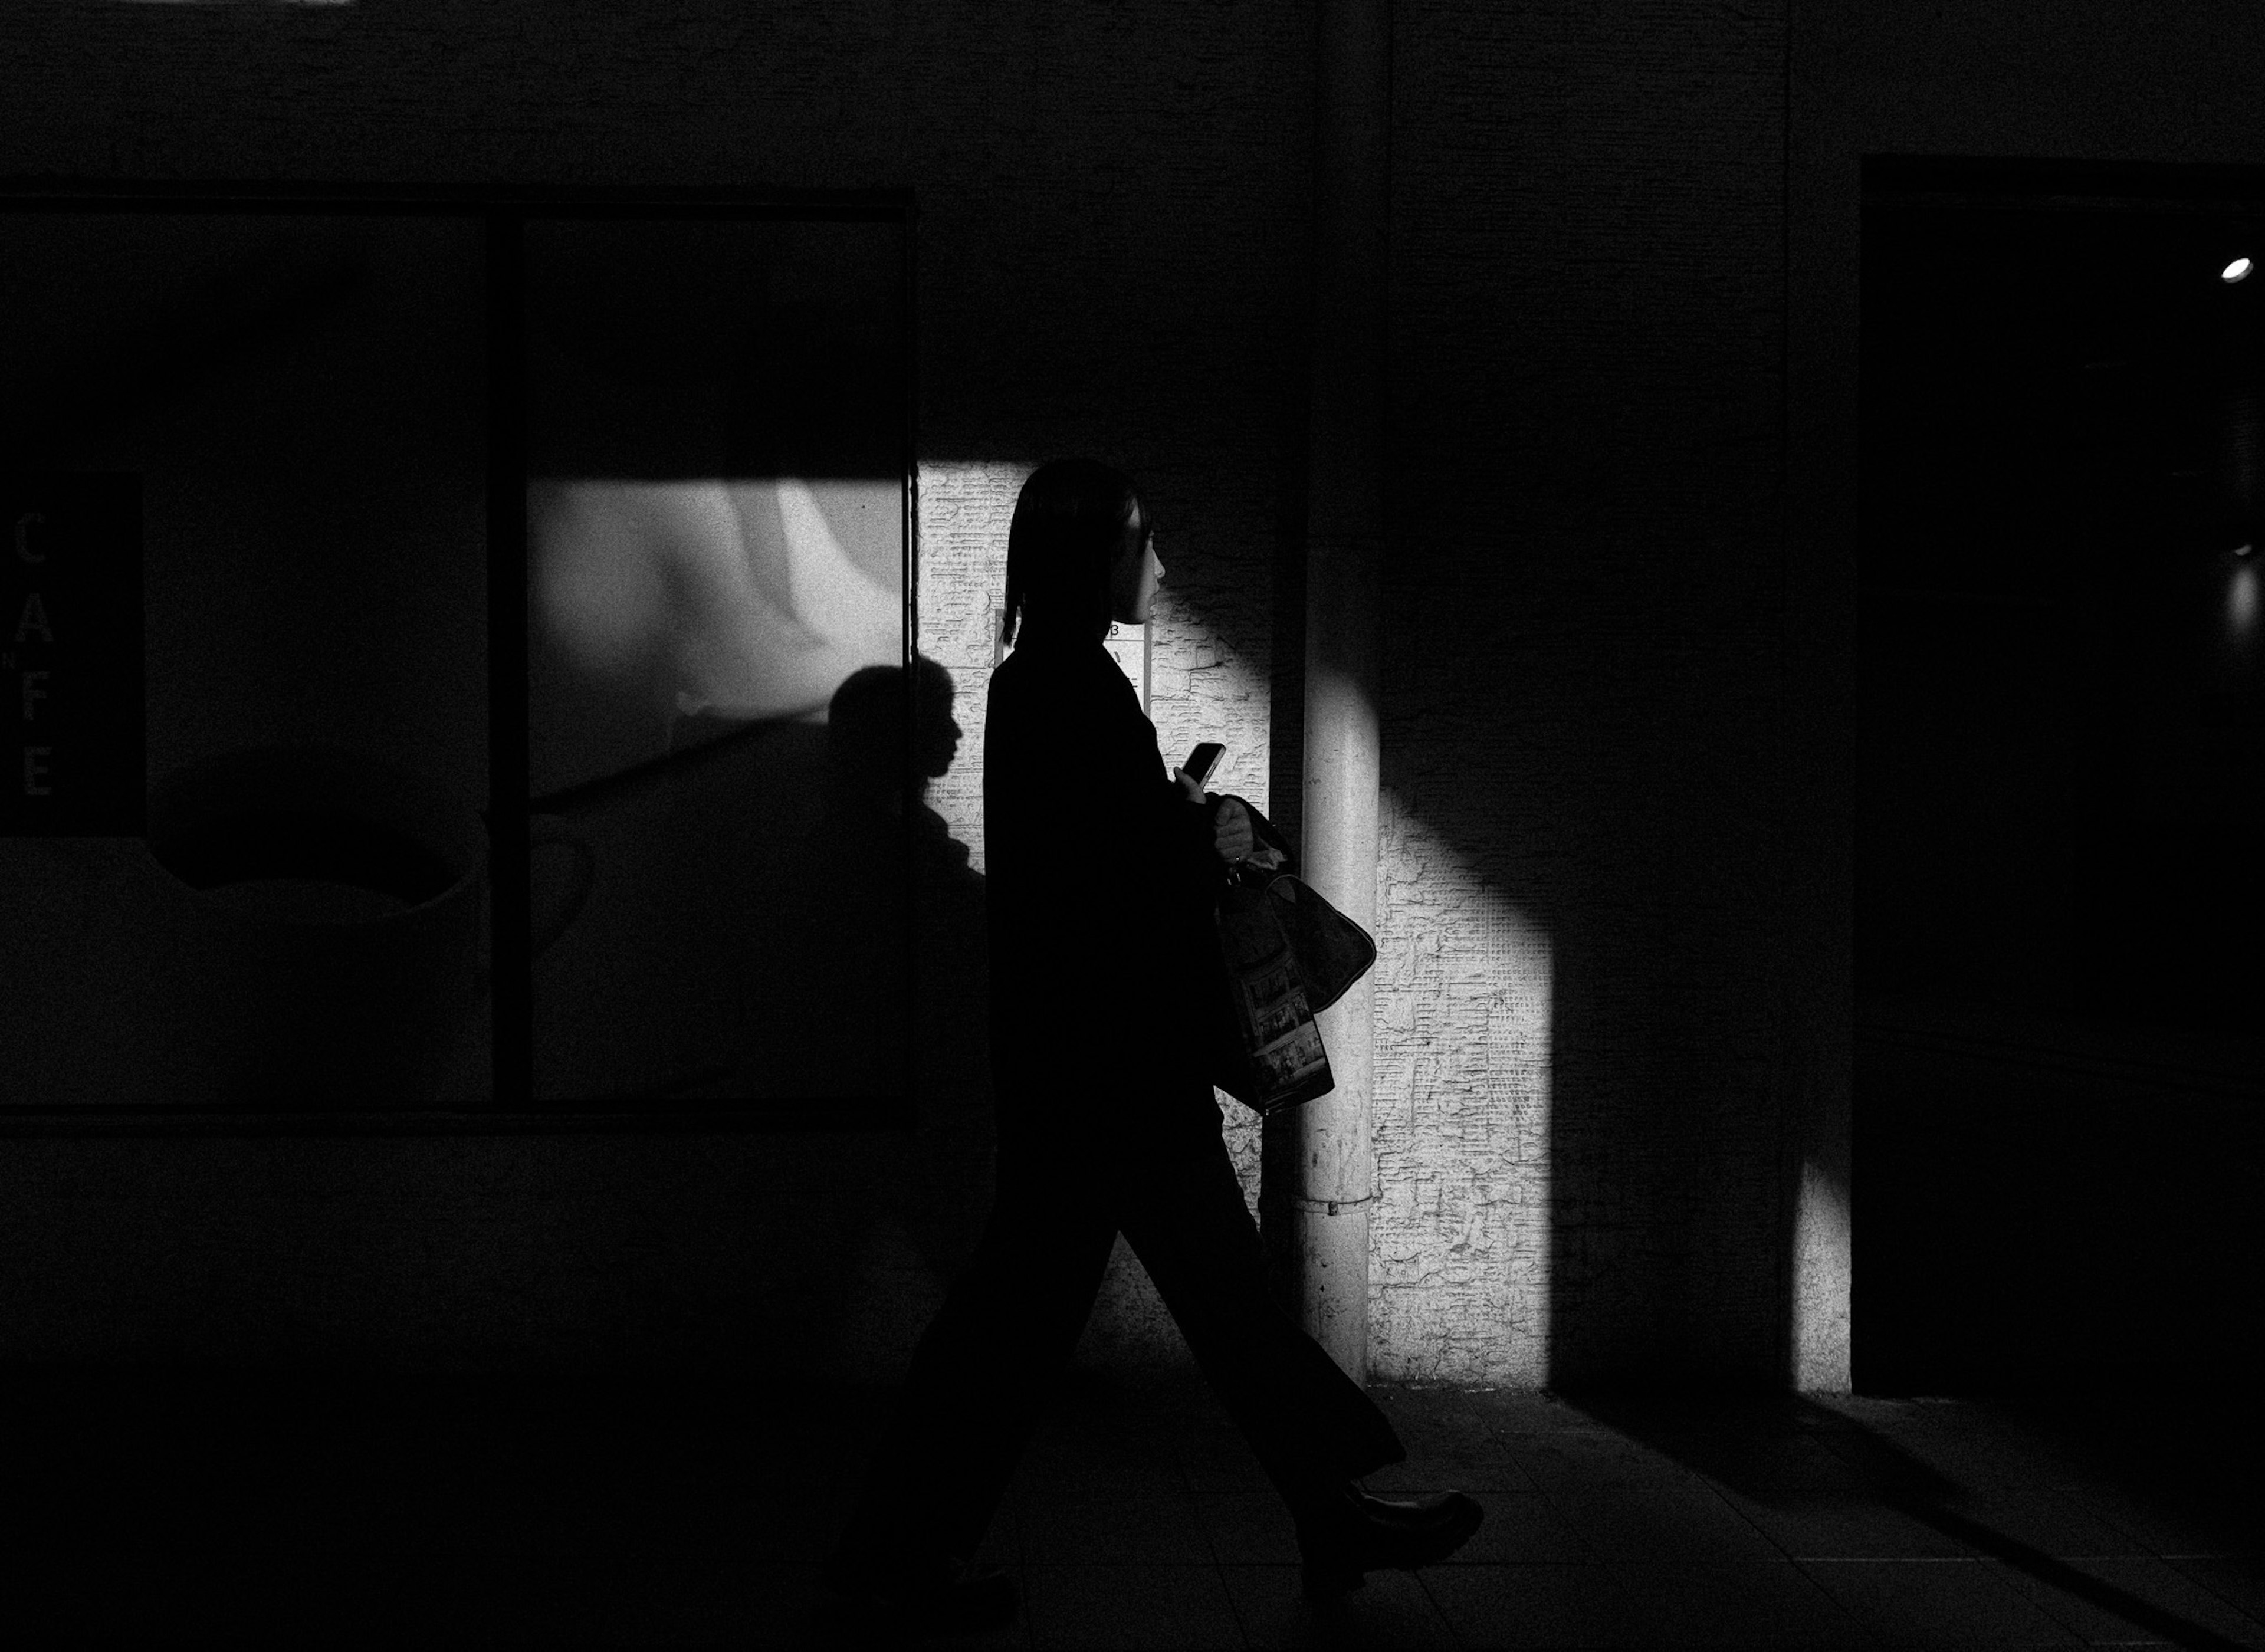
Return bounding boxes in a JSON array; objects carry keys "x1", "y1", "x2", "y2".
[{"x1": 4, "y1": 1365, "x2": 2261, "y2": 1648}]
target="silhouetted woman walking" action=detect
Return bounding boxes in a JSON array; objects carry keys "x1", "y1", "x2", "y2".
[{"x1": 824, "y1": 459, "x2": 1480, "y2": 1633}]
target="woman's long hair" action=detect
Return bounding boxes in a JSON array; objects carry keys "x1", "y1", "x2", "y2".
[{"x1": 999, "y1": 458, "x2": 1141, "y2": 651}]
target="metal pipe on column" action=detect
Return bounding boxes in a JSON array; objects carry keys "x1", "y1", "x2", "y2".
[{"x1": 1262, "y1": 0, "x2": 1390, "y2": 1386}]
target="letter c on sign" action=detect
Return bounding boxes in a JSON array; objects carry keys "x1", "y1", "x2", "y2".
[{"x1": 15, "y1": 513, "x2": 45, "y2": 564}]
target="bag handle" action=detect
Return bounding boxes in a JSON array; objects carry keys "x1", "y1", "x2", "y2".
[{"x1": 1213, "y1": 793, "x2": 1296, "y2": 887}]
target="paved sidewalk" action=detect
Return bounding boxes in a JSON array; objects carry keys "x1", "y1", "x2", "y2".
[{"x1": 4, "y1": 1365, "x2": 2260, "y2": 1648}]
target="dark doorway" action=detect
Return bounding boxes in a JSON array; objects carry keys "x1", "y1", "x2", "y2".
[{"x1": 1855, "y1": 160, "x2": 2265, "y2": 1394}]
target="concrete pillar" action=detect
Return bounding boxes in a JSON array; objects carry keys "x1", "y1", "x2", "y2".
[{"x1": 1263, "y1": 0, "x2": 1390, "y2": 1386}]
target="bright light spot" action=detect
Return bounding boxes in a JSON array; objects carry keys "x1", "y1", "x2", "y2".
[
  {"x1": 531, "y1": 477, "x2": 900, "y2": 718},
  {"x1": 2231, "y1": 563, "x2": 2260, "y2": 641},
  {"x1": 911, "y1": 461, "x2": 1037, "y2": 878},
  {"x1": 2225, "y1": 257, "x2": 2255, "y2": 284},
  {"x1": 1794, "y1": 1157, "x2": 1853, "y2": 1391},
  {"x1": 2236, "y1": 543, "x2": 2256, "y2": 559}
]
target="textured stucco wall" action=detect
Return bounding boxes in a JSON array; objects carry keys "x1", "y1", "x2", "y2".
[{"x1": 1370, "y1": 792, "x2": 1555, "y2": 1382}]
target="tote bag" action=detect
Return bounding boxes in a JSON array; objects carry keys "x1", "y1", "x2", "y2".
[{"x1": 1205, "y1": 799, "x2": 1379, "y2": 1115}]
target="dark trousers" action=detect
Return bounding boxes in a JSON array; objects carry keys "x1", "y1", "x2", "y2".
[{"x1": 834, "y1": 1128, "x2": 1404, "y2": 1569}]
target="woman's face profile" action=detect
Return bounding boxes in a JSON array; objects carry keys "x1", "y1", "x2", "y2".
[{"x1": 1108, "y1": 501, "x2": 1163, "y2": 628}]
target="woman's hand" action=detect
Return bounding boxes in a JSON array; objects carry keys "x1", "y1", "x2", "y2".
[{"x1": 1177, "y1": 770, "x2": 1256, "y2": 864}]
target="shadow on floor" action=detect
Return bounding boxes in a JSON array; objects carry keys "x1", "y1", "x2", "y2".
[
  {"x1": 6, "y1": 1362, "x2": 2264, "y2": 1648},
  {"x1": 1565, "y1": 1388, "x2": 2265, "y2": 1652}
]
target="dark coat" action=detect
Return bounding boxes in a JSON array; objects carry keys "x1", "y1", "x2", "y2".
[{"x1": 983, "y1": 627, "x2": 1226, "y2": 1161}]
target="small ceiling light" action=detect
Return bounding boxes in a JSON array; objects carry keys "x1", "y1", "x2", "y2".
[
  {"x1": 2224, "y1": 256, "x2": 2255, "y2": 283},
  {"x1": 2237, "y1": 543, "x2": 2257, "y2": 557}
]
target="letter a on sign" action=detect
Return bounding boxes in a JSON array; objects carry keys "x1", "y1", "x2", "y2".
[{"x1": 14, "y1": 592, "x2": 55, "y2": 645}]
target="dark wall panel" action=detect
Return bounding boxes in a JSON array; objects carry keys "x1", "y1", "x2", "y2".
[{"x1": 1391, "y1": 0, "x2": 1791, "y2": 1383}]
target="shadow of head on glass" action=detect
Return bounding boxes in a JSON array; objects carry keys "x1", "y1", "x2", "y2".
[{"x1": 823, "y1": 655, "x2": 961, "y2": 822}]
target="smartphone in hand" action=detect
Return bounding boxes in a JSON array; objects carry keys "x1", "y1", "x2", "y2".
[{"x1": 1180, "y1": 741, "x2": 1225, "y2": 789}]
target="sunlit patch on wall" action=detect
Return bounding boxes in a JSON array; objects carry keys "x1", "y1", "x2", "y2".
[
  {"x1": 2228, "y1": 560, "x2": 2259, "y2": 643},
  {"x1": 518, "y1": 207, "x2": 908, "y2": 809},
  {"x1": 909, "y1": 462, "x2": 1036, "y2": 876},
  {"x1": 1371, "y1": 787, "x2": 1554, "y2": 1385},
  {"x1": 527, "y1": 477, "x2": 901, "y2": 799},
  {"x1": 1794, "y1": 1155, "x2": 1853, "y2": 1388}
]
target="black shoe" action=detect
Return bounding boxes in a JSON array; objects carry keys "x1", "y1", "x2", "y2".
[
  {"x1": 821, "y1": 1551, "x2": 1020, "y2": 1634},
  {"x1": 1297, "y1": 1486, "x2": 1485, "y2": 1597}
]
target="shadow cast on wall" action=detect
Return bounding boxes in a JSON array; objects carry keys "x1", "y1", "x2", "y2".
[{"x1": 529, "y1": 656, "x2": 994, "y2": 1376}]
